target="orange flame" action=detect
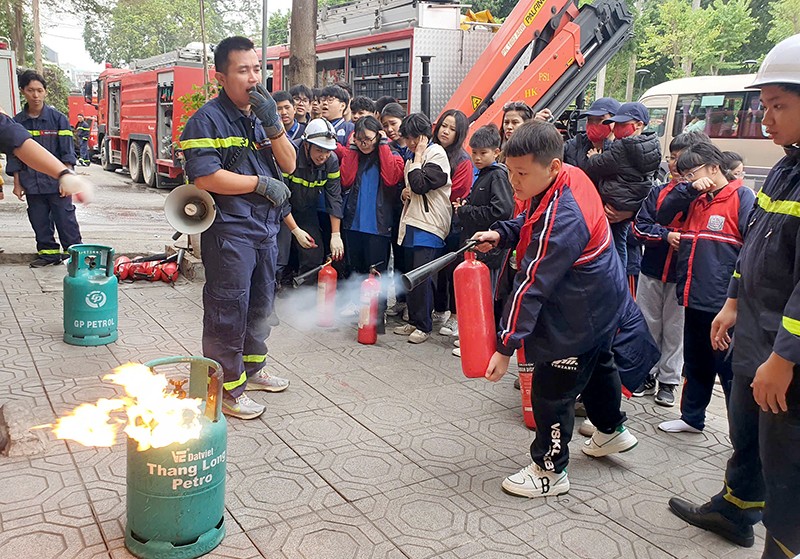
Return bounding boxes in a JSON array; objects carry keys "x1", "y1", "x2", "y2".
[{"x1": 52, "y1": 363, "x2": 203, "y2": 451}]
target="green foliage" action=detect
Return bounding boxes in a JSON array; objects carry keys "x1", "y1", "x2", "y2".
[
  {"x1": 83, "y1": 0, "x2": 257, "y2": 66},
  {"x1": 767, "y1": 0, "x2": 800, "y2": 44},
  {"x1": 176, "y1": 80, "x2": 218, "y2": 134},
  {"x1": 268, "y1": 9, "x2": 290, "y2": 45},
  {"x1": 18, "y1": 64, "x2": 72, "y2": 115},
  {"x1": 468, "y1": 0, "x2": 517, "y2": 18}
]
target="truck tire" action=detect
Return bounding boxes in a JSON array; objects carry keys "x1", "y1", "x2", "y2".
[
  {"x1": 142, "y1": 143, "x2": 156, "y2": 188},
  {"x1": 129, "y1": 142, "x2": 145, "y2": 183},
  {"x1": 101, "y1": 138, "x2": 118, "y2": 171}
]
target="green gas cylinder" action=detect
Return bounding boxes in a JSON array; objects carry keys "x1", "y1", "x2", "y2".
[
  {"x1": 126, "y1": 356, "x2": 227, "y2": 559},
  {"x1": 63, "y1": 244, "x2": 118, "y2": 346}
]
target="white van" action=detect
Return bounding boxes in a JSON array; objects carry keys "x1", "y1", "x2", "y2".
[{"x1": 639, "y1": 74, "x2": 785, "y2": 188}]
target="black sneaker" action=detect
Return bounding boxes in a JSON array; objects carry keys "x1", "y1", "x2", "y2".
[
  {"x1": 514, "y1": 377, "x2": 520, "y2": 390},
  {"x1": 655, "y1": 383, "x2": 677, "y2": 407},
  {"x1": 30, "y1": 257, "x2": 62, "y2": 268},
  {"x1": 632, "y1": 375, "x2": 656, "y2": 397}
]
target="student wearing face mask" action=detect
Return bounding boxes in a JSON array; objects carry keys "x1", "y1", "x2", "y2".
[
  {"x1": 584, "y1": 102, "x2": 662, "y2": 270},
  {"x1": 564, "y1": 97, "x2": 621, "y2": 182}
]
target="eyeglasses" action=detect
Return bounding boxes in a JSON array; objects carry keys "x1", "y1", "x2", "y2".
[
  {"x1": 682, "y1": 164, "x2": 707, "y2": 181},
  {"x1": 503, "y1": 101, "x2": 530, "y2": 112},
  {"x1": 355, "y1": 135, "x2": 377, "y2": 146},
  {"x1": 293, "y1": 96, "x2": 309, "y2": 104},
  {"x1": 733, "y1": 170, "x2": 746, "y2": 179}
]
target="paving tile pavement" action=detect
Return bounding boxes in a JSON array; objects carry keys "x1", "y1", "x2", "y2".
[{"x1": 0, "y1": 264, "x2": 762, "y2": 559}]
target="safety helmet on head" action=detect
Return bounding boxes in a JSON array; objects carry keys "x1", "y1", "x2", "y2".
[
  {"x1": 303, "y1": 118, "x2": 337, "y2": 150},
  {"x1": 748, "y1": 34, "x2": 800, "y2": 89}
]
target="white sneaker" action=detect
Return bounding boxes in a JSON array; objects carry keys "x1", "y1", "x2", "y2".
[
  {"x1": 452, "y1": 347, "x2": 461, "y2": 357},
  {"x1": 246, "y1": 371, "x2": 290, "y2": 392},
  {"x1": 658, "y1": 419, "x2": 703, "y2": 433},
  {"x1": 439, "y1": 316, "x2": 458, "y2": 336},
  {"x1": 502, "y1": 462, "x2": 570, "y2": 498},
  {"x1": 432, "y1": 310, "x2": 450, "y2": 325},
  {"x1": 582, "y1": 425, "x2": 638, "y2": 457},
  {"x1": 408, "y1": 329, "x2": 430, "y2": 344},
  {"x1": 578, "y1": 418, "x2": 596, "y2": 437},
  {"x1": 453, "y1": 338, "x2": 460, "y2": 347},
  {"x1": 393, "y1": 324, "x2": 416, "y2": 336},
  {"x1": 221, "y1": 393, "x2": 265, "y2": 420}
]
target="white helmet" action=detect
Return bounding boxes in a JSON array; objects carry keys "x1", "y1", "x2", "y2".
[
  {"x1": 303, "y1": 119, "x2": 337, "y2": 150},
  {"x1": 748, "y1": 34, "x2": 800, "y2": 89}
]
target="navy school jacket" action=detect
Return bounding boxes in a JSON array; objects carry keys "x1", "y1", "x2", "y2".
[
  {"x1": 7, "y1": 105, "x2": 76, "y2": 195},
  {"x1": 491, "y1": 164, "x2": 629, "y2": 361},
  {"x1": 632, "y1": 179, "x2": 685, "y2": 283},
  {"x1": 657, "y1": 179, "x2": 756, "y2": 313}
]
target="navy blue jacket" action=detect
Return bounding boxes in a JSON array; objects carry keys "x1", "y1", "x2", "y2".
[
  {"x1": 7, "y1": 105, "x2": 76, "y2": 195},
  {"x1": 728, "y1": 147, "x2": 800, "y2": 377},
  {"x1": 658, "y1": 179, "x2": 755, "y2": 313},
  {"x1": 179, "y1": 89, "x2": 290, "y2": 247},
  {"x1": 491, "y1": 164, "x2": 628, "y2": 361},
  {"x1": 0, "y1": 113, "x2": 31, "y2": 155},
  {"x1": 632, "y1": 179, "x2": 684, "y2": 283},
  {"x1": 283, "y1": 141, "x2": 343, "y2": 219}
]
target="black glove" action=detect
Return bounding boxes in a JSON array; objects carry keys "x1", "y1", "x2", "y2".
[
  {"x1": 255, "y1": 175, "x2": 290, "y2": 206},
  {"x1": 248, "y1": 84, "x2": 282, "y2": 138}
]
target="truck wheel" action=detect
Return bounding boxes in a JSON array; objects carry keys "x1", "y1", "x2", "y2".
[
  {"x1": 142, "y1": 143, "x2": 156, "y2": 188},
  {"x1": 129, "y1": 142, "x2": 145, "y2": 183},
  {"x1": 101, "y1": 139, "x2": 118, "y2": 171}
]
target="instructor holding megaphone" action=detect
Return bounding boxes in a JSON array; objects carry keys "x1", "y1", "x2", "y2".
[{"x1": 178, "y1": 36, "x2": 296, "y2": 420}]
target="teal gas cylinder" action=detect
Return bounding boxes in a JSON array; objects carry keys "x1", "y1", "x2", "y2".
[
  {"x1": 63, "y1": 244, "x2": 118, "y2": 346},
  {"x1": 125, "y1": 356, "x2": 227, "y2": 559}
]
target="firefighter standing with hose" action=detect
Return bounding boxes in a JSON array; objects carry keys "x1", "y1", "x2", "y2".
[{"x1": 179, "y1": 36, "x2": 296, "y2": 420}]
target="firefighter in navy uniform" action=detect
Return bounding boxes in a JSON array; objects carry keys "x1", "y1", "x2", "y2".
[
  {"x1": 282, "y1": 118, "x2": 344, "y2": 276},
  {"x1": 75, "y1": 113, "x2": 91, "y2": 166},
  {"x1": 179, "y1": 36, "x2": 297, "y2": 420},
  {"x1": 668, "y1": 34, "x2": 800, "y2": 559},
  {"x1": 6, "y1": 70, "x2": 82, "y2": 268}
]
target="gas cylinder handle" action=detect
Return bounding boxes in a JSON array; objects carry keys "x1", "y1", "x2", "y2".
[
  {"x1": 143, "y1": 356, "x2": 224, "y2": 422},
  {"x1": 104, "y1": 247, "x2": 116, "y2": 277}
]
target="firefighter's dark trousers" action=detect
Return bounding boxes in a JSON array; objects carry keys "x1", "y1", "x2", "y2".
[
  {"x1": 27, "y1": 193, "x2": 82, "y2": 262},
  {"x1": 201, "y1": 230, "x2": 276, "y2": 398}
]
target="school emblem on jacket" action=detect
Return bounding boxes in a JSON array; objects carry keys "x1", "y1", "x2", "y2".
[{"x1": 707, "y1": 215, "x2": 725, "y2": 231}]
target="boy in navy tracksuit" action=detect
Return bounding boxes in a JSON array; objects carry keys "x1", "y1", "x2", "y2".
[
  {"x1": 473, "y1": 121, "x2": 639, "y2": 498},
  {"x1": 655, "y1": 142, "x2": 755, "y2": 433},
  {"x1": 7, "y1": 70, "x2": 82, "y2": 268},
  {"x1": 632, "y1": 131, "x2": 710, "y2": 406}
]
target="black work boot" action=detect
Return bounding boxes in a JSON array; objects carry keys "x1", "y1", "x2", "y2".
[
  {"x1": 668, "y1": 497, "x2": 755, "y2": 547},
  {"x1": 30, "y1": 257, "x2": 62, "y2": 268}
]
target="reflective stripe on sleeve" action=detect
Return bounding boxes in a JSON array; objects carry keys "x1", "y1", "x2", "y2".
[
  {"x1": 781, "y1": 315, "x2": 800, "y2": 336},
  {"x1": 179, "y1": 136, "x2": 249, "y2": 150}
]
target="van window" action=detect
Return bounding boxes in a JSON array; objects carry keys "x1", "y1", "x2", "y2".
[
  {"x1": 739, "y1": 92, "x2": 768, "y2": 139},
  {"x1": 673, "y1": 92, "x2": 744, "y2": 138},
  {"x1": 644, "y1": 106, "x2": 668, "y2": 138}
]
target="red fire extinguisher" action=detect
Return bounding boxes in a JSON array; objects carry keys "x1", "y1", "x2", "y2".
[
  {"x1": 518, "y1": 354, "x2": 536, "y2": 429},
  {"x1": 317, "y1": 259, "x2": 337, "y2": 327},
  {"x1": 358, "y1": 267, "x2": 381, "y2": 345},
  {"x1": 453, "y1": 251, "x2": 495, "y2": 378}
]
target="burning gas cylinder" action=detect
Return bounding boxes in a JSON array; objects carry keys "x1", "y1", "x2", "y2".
[{"x1": 124, "y1": 356, "x2": 227, "y2": 559}]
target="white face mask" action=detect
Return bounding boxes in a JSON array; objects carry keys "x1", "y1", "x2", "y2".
[{"x1": 762, "y1": 124, "x2": 769, "y2": 137}]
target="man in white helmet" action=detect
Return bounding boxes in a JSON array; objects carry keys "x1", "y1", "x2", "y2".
[
  {"x1": 280, "y1": 118, "x2": 344, "y2": 277},
  {"x1": 668, "y1": 34, "x2": 800, "y2": 559}
]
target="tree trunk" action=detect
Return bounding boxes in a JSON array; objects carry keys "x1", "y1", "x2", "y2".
[
  {"x1": 288, "y1": 0, "x2": 317, "y2": 88},
  {"x1": 32, "y1": 0, "x2": 42, "y2": 74},
  {"x1": 12, "y1": 0, "x2": 24, "y2": 67},
  {"x1": 625, "y1": 53, "x2": 636, "y2": 102}
]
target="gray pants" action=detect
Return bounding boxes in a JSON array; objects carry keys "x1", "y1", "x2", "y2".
[{"x1": 637, "y1": 274, "x2": 684, "y2": 385}]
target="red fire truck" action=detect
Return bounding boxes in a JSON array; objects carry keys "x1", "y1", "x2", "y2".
[
  {"x1": 0, "y1": 37, "x2": 20, "y2": 115},
  {"x1": 89, "y1": 46, "x2": 212, "y2": 188}
]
